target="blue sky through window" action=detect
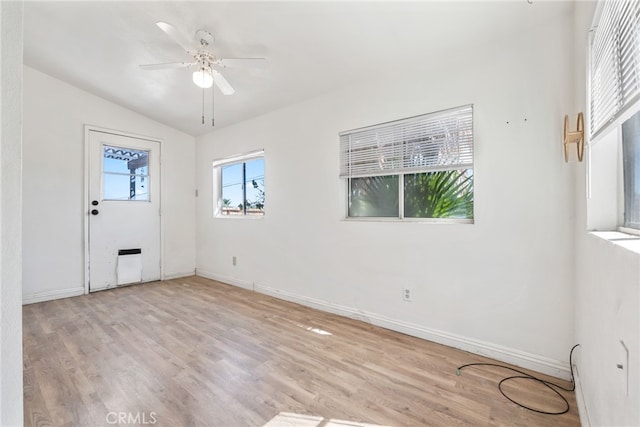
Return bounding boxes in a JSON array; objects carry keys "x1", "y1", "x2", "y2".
[
  {"x1": 221, "y1": 158, "x2": 264, "y2": 211},
  {"x1": 103, "y1": 147, "x2": 149, "y2": 201}
]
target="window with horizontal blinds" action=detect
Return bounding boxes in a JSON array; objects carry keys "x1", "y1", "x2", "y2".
[
  {"x1": 339, "y1": 105, "x2": 473, "y2": 178},
  {"x1": 590, "y1": 0, "x2": 640, "y2": 137},
  {"x1": 340, "y1": 105, "x2": 474, "y2": 221}
]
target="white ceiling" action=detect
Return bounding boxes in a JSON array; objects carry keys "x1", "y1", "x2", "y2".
[{"x1": 24, "y1": 1, "x2": 573, "y2": 137}]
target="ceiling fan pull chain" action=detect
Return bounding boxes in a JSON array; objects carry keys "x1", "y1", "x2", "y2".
[
  {"x1": 201, "y1": 85, "x2": 205, "y2": 125},
  {"x1": 211, "y1": 83, "x2": 215, "y2": 127}
]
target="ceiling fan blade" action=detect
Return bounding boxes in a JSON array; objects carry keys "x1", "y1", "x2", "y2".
[
  {"x1": 156, "y1": 21, "x2": 196, "y2": 53},
  {"x1": 139, "y1": 62, "x2": 194, "y2": 70},
  {"x1": 217, "y1": 58, "x2": 267, "y2": 69},
  {"x1": 212, "y1": 70, "x2": 235, "y2": 95}
]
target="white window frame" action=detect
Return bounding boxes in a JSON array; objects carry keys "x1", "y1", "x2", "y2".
[
  {"x1": 589, "y1": 0, "x2": 640, "y2": 139},
  {"x1": 212, "y1": 149, "x2": 265, "y2": 218},
  {"x1": 339, "y1": 105, "x2": 474, "y2": 223},
  {"x1": 587, "y1": 0, "x2": 640, "y2": 233}
]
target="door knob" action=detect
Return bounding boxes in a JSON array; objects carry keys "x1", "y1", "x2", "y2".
[
  {"x1": 91, "y1": 200, "x2": 99, "y2": 206},
  {"x1": 91, "y1": 209, "x2": 99, "y2": 215}
]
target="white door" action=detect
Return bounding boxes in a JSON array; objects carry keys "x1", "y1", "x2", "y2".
[{"x1": 88, "y1": 130, "x2": 161, "y2": 292}]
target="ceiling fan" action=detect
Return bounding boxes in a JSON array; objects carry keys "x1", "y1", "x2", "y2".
[{"x1": 140, "y1": 21, "x2": 266, "y2": 95}]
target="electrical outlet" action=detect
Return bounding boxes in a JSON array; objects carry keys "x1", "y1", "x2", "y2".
[
  {"x1": 232, "y1": 256, "x2": 237, "y2": 266},
  {"x1": 403, "y1": 287, "x2": 412, "y2": 302}
]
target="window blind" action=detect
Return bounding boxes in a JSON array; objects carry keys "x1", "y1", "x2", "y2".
[
  {"x1": 339, "y1": 105, "x2": 473, "y2": 178},
  {"x1": 590, "y1": 0, "x2": 640, "y2": 137}
]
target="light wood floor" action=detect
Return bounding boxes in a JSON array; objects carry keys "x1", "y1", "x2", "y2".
[{"x1": 23, "y1": 276, "x2": 580, "y2": 427}]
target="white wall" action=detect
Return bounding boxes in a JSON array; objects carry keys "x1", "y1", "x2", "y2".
[
  {"x1": 196, "y1": 12, "x2": 576, "y2": 378},
  {"x1": 572, "y1": 2, "x2": 640, "y2": 425},
  {"x1": 22, "y1": 66, "x2": 196, "y2": 303},
  {"x1": 1, "y1": 1, "x2": 24, "y2": 424},
  {"x1": 575, "y1": 233, "x2": 640, "y2": 426}
]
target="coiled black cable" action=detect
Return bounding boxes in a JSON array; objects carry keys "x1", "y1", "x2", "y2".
[{"x1": 456, "y1": 344, "x2": 580, "y2": 415}]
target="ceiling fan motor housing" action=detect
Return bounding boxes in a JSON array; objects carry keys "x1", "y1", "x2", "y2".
[{"x1": 195, "y1": 29, "x2": 214, "y2": 48}]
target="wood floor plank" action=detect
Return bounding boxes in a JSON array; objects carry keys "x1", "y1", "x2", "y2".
[{"x1": 23, "y1": 277, "x2": 580, "y2": 426}]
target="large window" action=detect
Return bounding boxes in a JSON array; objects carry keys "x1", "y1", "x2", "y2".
[
  {"x1": 588, "y1": 1, "x2": 640, "y2": 232},
  {"x1": 213, "y1": 151, "x2": 265, "y2": 217},
  {"x1": 590, "y1": 1, "x2": 640, "y2": 137},
  {"x1": 340, "y1": 105, "x2": 474, "y2": 221}
]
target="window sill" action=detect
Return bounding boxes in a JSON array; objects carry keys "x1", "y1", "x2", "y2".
[
  {"x1": 343, "y1": 217, "x2": 474, "y2": 224},
  {"x1": 589, "y1": 230, "x2": 640, "y2": 255},
  {"x1": 214, "y1": 215, "x2": 265, "y2": 220}
]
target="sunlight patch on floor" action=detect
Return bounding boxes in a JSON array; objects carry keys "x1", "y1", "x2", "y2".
[
  {"x1": 296, "y1": 323, "x2": 333, "y2": 336},
  {"x1": 263, "y1": 412, "x2": 390, "y2": 427}
]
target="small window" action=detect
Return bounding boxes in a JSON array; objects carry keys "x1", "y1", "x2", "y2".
[
  {"x1": 213, "y1": 151, "x2": 265, "y2": 217},
  {"x1": 340, "y1": 105, "x2": 474, "y2": 221},
  {"x1": 103, "y1": 145, "x2": 150, "y2": 201}
]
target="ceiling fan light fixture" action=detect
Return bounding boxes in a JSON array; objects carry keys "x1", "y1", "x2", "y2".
[{"x1": 193, "y1": 68, "x2": 213, "y2": 89}]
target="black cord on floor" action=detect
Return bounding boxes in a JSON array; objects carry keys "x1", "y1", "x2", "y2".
[{"x1": 456, "y1": 344, "x2": 580, "y2": 415}]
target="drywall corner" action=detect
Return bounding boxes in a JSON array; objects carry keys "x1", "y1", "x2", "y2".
[{"x1": 0, "y1": 0, "x2": 24, "y2": 425}]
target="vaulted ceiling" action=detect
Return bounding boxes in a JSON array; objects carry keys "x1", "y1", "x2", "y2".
[{"x1": 24, "y1": 1, "x2": 573, "y2": 136}]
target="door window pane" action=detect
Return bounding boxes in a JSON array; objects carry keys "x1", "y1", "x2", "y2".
[
  {"x1": 349, "y1": 175, "x2": 399, "y2": 217},
  {"x1": 103, "y1": 145, "x2": 149, "y2": 201}
]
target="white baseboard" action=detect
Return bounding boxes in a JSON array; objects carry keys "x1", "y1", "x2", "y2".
[
  {"x1": 195, "y1": 269, "x2": 254, "y2": 291},
  {"x1": 254, "y1": 283, "x2": 571, "y2": 380},
  {"x1": 24, "y1": 273, "x2": 195, "y2": 304},
  {"x1": 23, "y1": 287, "x2": 85, "y2": 305},
  {"x1": 573, "y1": 363, "x2": 591, "y2": 426},
  {"x1": 162, "y1": 270, "x2": 196, "y2": 280}
]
